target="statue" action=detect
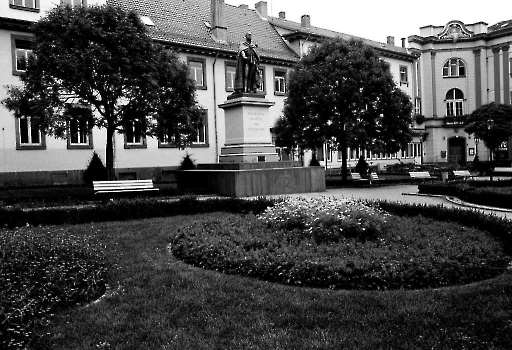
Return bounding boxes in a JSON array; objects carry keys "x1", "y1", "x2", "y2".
[{"x1": 234, "y1": 31, "x2": 261, "y2": 94}]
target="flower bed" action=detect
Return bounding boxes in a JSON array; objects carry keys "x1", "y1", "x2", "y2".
[{"x1": 170, "y1": 197, "x2": 510, "y2": 290}]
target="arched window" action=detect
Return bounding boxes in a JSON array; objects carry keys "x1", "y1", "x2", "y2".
[
  {"x1": 445, "y1": 88, "x2": 464, "y2": 116},
  {"x1": 443, "y1": 58, "x2": 466, "y2": 77}
]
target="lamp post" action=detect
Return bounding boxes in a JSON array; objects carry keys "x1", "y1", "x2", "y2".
[{"x1": 474, "y1": 135, "x2": 479, "y2": 157}]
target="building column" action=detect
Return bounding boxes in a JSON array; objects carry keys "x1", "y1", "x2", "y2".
[
  {"x1": 503, "y1": 45, "x2": 510, "y2": 105},
  {"x1": 493, "y1": 47, "x2": 501, "y2": 103},
  {"x1": 430, "y1": 51, "x2": 437, "y2": 117},
  {"x1": 474, "y1": 48, "x2": 482, "y2": 108}
]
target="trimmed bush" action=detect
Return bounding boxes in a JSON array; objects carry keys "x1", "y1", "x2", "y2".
[{"x1": 83, "y1": 152, "x2": 107, "y2": 185}]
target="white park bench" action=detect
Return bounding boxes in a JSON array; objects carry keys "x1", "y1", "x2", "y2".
[{"x1": 93, "y1": 180, "x2": 159, "y2": 195}]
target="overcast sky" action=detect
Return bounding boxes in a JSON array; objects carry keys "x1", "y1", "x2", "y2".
[{"x1": 225, "y1": 0, "x2": 511, "y2": 44}]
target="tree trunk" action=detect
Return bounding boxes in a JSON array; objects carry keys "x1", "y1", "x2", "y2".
[
  {"x1": 340, "y1": 127, "x2": 348, "y2": 183},
  {"x1": 105, "y1": 126, "x2": 115, "y2": 181}
]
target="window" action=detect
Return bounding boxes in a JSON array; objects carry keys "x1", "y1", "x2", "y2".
[
  {"x1": 445, "y1": 88, "x2": 464, "y2": 117},
  {"x1": 11, "y1": 35, "x2": 33, "y2": 75},
  {"x1": 16, "y1": 116, "x2": 45, "y2": 150},
  {"x1": 414, "y1": 98, "x2": 422, "y2": 115},
  {"x1": 257, "y1": 66, "x2": 266, "y2": 93},
  {"x1": 124, "y1": 120, "x2": 146, "y2": 148},
  {"x1": 9, "y1": 0, "x2": 39, "y2": 11},
  {"x1": 68, "y1": 118, "x2": 92, "y2": 149},
  {"x1": 60, "y1": 0, "x2": 87, "y2": 6},
  {"x1": 443, "y1": 58, "x2": 466, "y2": 77},
  {"x1": 158, "y1": 110, "x2": 208, "y2": 147},
  {"x1": 399, "y1": 65, "x2": 408, "y2": 86},
  {"x1": 274, "y1": 69, "x2": 287, "y2": 94},
  {"x1": 188, "y1": 57, "x2": 206, "y2": 89},
  {"x1": 225, "y1": 62, "x2": 236, "y2": 91}
]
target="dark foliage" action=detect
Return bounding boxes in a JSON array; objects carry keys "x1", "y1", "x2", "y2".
[
  {"x1": 355, "y1": 156, "x2": 369, "y2": 177},
  {"x1": 0, "y1": 197, "x2": 275, "y2": 228},
  {"x1": 82, "y1": 152, "x2": 107, "y2": 186}
]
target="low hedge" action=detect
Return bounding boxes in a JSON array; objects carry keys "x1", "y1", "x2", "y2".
[
  {"x1": 169, "y1": 198, "x2": 511, "y2": 291},
  {"x1": 418, "y1": 182, "x2": 512, "y2": 209},
  {"x1": 0, "y1": 197, "x2": 275, "y2": 228}
]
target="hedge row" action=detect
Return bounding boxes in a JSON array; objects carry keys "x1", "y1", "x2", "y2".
[
  {"x1": 0, "y1": 197, "x2": 275, "y2": 228},
  {"x1": 418, "y1": 182, "x2": 512, "y2": 209}
]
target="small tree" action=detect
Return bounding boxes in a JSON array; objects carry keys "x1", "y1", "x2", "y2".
[
  {"x1": 83, "y1": 151, "x2": 107, "y2": 185},
  {"x1": 465, "y1": 103, "x2": 512, "y2": 161},
  {"x1": 2, "y1": 5, "x2": 201, "y2": 180},
  {"x1": 355, "y1": 156, "x2": 369, "y2": 177}
]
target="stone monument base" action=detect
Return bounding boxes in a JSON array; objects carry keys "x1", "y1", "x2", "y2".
[{"x1": 182, "y1": 162, "x2": 326, "y2": 197}]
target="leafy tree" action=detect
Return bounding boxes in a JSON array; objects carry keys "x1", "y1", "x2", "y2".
[
  {"x1": 2, "y1": 5, "x2": 201, "y2": 180},
  {"x1": 464, "y1": 102, "x2": 512, "y2": 161},
  {"x1": 276, "y1": 38, "x2": 413, "y2": 182}
]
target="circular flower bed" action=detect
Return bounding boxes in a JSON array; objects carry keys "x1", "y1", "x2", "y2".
[{"x1": 170, "y1": 197, "x2": 511, "y2": 290}]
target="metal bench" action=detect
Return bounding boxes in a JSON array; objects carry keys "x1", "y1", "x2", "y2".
[
  {"x1": 93, "y1": 180, "x2": 159, "y2": 195},
  {"x1": 369, "y1": 172, "x2": 380, "y2": 186},
  {"x1": 409, "y1": 171, "x2": 434, "y2": 183},
  {"x1": 350, "y1": 173, "x2": 369, "y2": 186}
]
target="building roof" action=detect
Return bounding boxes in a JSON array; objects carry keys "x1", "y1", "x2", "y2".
[
  {"x1": 489, "y1": 19, "x2": 512, "y2": 32},
  {"x1": 268, "y1": 16, "x2": 416, "y2": 60},
  {"x1": 107, "y1": 0, "x2": 299, "y2": 62}
]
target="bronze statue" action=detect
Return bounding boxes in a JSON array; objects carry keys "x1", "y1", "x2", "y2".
[{"x1": 234, "y1": 31, "x2": 261, "y2": 94}]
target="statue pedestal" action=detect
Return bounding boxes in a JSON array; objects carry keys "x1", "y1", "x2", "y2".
[
  {"x1": 218, "y1": 94, "x2": 278, "y2": 163},
  {"x1": 179, "y1": 93, "x2": 326, "y2": 197}
]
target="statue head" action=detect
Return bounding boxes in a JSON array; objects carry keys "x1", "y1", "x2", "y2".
[{"x1": 245, "y1": 31, "x2": 252, "y2": 41}]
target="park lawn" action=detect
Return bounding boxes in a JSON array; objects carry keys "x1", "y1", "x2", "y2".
[{"x1": 36, "y1": 214, "x2": 512, "y2": 350}]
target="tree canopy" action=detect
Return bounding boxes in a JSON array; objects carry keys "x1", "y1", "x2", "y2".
[
  {"x1": 464, "y1": 102, "x2": 512, "y2": 157},
  {"x1": 2, "y1": 5, "x2": 201, "y2": 180},
  {"x1": 274, "y1": 38, "x2": 413, "y2": 180}
]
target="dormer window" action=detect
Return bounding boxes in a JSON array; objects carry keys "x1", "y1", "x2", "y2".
[{"x1": 443, "y1": 58, "x2": 466, "y2": 77}]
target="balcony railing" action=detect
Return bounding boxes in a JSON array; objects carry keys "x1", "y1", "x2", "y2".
[{"x1": 445, "y1": 114, "x2": 468, "y2": 126}]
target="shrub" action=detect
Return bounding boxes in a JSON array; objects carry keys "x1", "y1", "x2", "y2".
[
  {"x1": 179, "y1": 153, "x2": 196, "y2": 170},
  {"x1": 170, "y1": 198, "x2": 510, "y2": 291},
  {"x1": 1, "y1": 228, "x2": 110, "y2": 349},
  {"x1": 82, "y1": 152, "x2": 108, "y2": 186}
]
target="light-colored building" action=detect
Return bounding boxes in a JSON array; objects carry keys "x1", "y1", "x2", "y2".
[
  {"x1": 409, "y1": 19, "x2": 512, "y2": 164},
  {"x1": 3, "y1": 1, "x2": 508, "y2": 186}
]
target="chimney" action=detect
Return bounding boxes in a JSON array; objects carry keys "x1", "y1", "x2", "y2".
[
  {"x1": 211, "y1": 0, "x2": 227, "y2": 42},
  {"x1": 401, "y1": 38, "x2": 406, "y2": 48},
  {"x1": 387, "y1": 36, "x2": 395, "y2": 45},
  {"x1": 301, "y1": 14, "x2": 311, "y2": 28},
  {"x1": 238, "y1": 4, "x2": 248, "y2": 9},
  {"x1": 255, "y1": 1, "x2": 267, "y2": 19},
  {"x1": 279, "y1": 11, "x2": 286, "y2": 19}
]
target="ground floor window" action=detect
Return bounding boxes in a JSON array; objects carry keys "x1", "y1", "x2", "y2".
[{"x1": 16, "y1": 116, "x2": 45, "y2": 150}]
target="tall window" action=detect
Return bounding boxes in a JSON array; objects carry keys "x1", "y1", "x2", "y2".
[
  {"x1": 399, "y1": 66, "x2": 408, "y2": 86},
  {"x1": 274, "y1": 69, "x2": 287, "y2": 95},
  {"x1": 225, "y1": 62, "x2": 236, "y2": 91},
  {"x1": 443, "y1": 58, "x2": 466, "y2": 77},
  {"x1": 188, "y1": 57, "x2": 206, "y2": 89},
  {"x1": 68, "y1": 117, "x2": 92, "y2": 149},
  {"x1": 257, "y1": 66, "x2": 266, "y2": 93},
  {"x1": 16, "y1": 116, "x2": 45, "y2": 150},
  {"x1": 125, "y1": 120, "x2": 146, "y2": 148},
  {"x1": 10, "y1": 0, "x2": 39, "y2": 11},
  {"x1": 11, "y1": 36, "x2": 33, "y2": 75},
  {"x1": 192, "y1": 111, "x2": 207, "y2": 145},
  {"x1": 446, "y1": 88, "x2": 464, "y2": 116}
]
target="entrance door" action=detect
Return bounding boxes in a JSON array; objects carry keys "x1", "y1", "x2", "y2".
[{"x1": 448, "y1": 137, "x2": 466, "y2": 165}]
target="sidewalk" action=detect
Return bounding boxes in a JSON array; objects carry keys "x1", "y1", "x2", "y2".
[{"x1": 267, "y1": 184, "x2": 512, "y2": 219}]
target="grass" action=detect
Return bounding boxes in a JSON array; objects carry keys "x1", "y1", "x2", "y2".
[{"x1": 21, "y1": 214, "x2": 512, "y2": 350}]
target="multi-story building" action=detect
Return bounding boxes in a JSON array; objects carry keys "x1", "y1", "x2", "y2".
[
  {"x1": 3, "y1": 1, "x2": 507, "y2": 186},
  {"x1": 409, "y1": 19, "x2": 512, "y2": 164}
]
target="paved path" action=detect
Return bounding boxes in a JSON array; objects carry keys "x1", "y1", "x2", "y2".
[{"x1": 268, "y1": 185, "x2": 512, "y2": 220}]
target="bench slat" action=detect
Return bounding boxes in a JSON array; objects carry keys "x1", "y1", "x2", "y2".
[{"x1": 93, "y1": 180, "x2": 158, "y2": 194}]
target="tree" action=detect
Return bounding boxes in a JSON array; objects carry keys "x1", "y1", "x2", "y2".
[
  {"x1": 464, "y1": 102, "x2": 512, "y2": 161},
  {"x1": 275, "y1": 38, "x2": 413, "y2": 182},
  {"x1": 2, "y1": 5, "x2": 201, "y2": 180}
]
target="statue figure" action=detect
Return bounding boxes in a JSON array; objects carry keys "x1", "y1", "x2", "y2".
[{"x1": 234, "y1": 31, "x2": 261, "y2": 94}]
